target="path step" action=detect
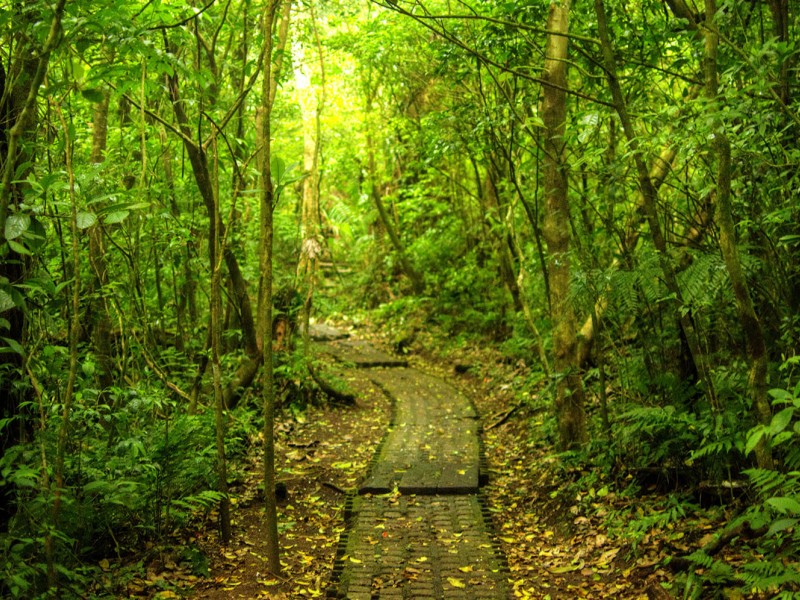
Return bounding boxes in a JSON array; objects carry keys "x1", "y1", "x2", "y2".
[
  {"x1": 361, "y1": 421, "x2": 480, "y2": 495},
  {"x1": 316, "y1": 339, "x2": 409, "y2": 368},
  {"x1": 369, "y1": 368, "x2": 477, "y2": 422},
  {"x1": 361, "y1": 368, "x2": 480, "y2": 495},
  {"x1": 309, "y1": 323, "x2": 351, "y2": 342},
  {"x1": 330, "y1": 494, "x2": 509, "y2": 599}
]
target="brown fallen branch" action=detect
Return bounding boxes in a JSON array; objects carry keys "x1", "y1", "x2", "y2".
[
  {"x1": 288, "y1": 440, "x2": 319, "y2": 449},
  {"x1": 322, "y1": 482, "x2": 347, "y2": 494},
  {"x1": 668, "y1": 519, "x2": 768, "y2": 572},
  {"x1": 487, "y1": 400, "x2": 525, "y2": 430},
  {"x1": 308, "y1": 363, "x2": 356, "y2": 404}
]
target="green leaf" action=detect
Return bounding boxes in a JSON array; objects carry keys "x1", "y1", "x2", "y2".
[
  {"x1": 745, "y1": 425, "x2": 767, "y2": 455},
  {"x1": 770, "y1": 407, "x2": 794, "y2": 436},
  {"x1": 24, "y1": 217, "x2": 46, "y2": 250},
  {"x1": 766, "y1": 496, "x2": 800, "y2": 515},
  {"x1": 5, "y1": 214, "x2": 30, "y2": 241},
  {"x1": 0, "y1": 290, "x2": 13, "y2": 313},
  {"x1": 767, "y1": 518, "x2": 798, "y2": 537},
  {"x1": 0, "y1": 337, "x2": 24, "y2": 355},
  {"x1": 81, "y1": 88, "x2": 105, "y2": 103},
  {"x1": 768, "y1": 388, "x2": 793, "y2": 404},
  {"x1": 8, "y1": 239, "x2": 31, "y2": 255},
  {"x1": 271, "y1": 155, "x2": 286, "y2": 184},
  {"x1": 103, "y1": 211, "x2": 129, "y2": 224},
  {"x1": 76, "y1": 211, "x2": 98, "y2": 229}
]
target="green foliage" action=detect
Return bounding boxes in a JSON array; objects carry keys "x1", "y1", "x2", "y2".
[
  {"x1": 0, "y1": 365, "x2": 256, "y2": 596},
  {"x1": 615, "y1": 405, "x2": 701, "y2": 471}
]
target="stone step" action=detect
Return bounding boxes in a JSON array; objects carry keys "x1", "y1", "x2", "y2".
[{"x1": 315, "y1": 339, "x2": 409, "y2": 368}]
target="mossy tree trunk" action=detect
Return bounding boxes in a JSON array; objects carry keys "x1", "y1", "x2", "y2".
[
  {"x1": 540, "y1": 0, "x2": 587, "y2": 450},
  {"x1": 702, "y1": 0, "x2": 773, "y2": 469}
]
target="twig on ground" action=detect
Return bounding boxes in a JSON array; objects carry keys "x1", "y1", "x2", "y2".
[
  {"x1": 487, "y1": 400, "x2": 525, "y2": 430},
  {"x1": 322, "y1": 482, "x2": 347, "y2": 494}
]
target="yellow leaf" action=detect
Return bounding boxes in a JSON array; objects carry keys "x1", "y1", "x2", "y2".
[
  {"x1": 99, "y1": 559, "x2": 110, "y2": 571},
  {"x1": 447, "y1": 577, "x2": 465, "y2": 588},
  {"x1": 349, "y1": 557, "x2": 362, "y2": 564},
  {"x1": 416, "y1": 556, "x2": 428, "y2": 562},
  {"x1": 549, "y1": 562, "x2": 583, "y2": 574},
  {"x1": 500, "y1": 537, "x2": 515, "y2": 543},
  {"x1": 458, "y1": 565, "x2": 473, "y2": 573}
]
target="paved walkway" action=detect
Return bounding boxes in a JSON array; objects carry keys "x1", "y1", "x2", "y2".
[{"x1": 313, "y1": 327, "x2": 509, "y2": 599}]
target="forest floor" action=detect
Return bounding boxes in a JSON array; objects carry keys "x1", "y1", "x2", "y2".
[{"x1": 114, "y1": 321, "x2": 740, "y2": 600}]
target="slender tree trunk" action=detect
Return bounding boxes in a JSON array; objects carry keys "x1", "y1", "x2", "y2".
[
  {"x1": 166, "y1": 55, "x2": 261, "y2": 407},
  {"x1": 594, "y1": 0, "x2": 718, "y2": 409},
  {"x1": 483, "y1": 167, "x2": 524, "y2": 313},
  {"x1": 210, "y1": 143, "x2": 232, "y2": 542},
  {"x1": 365, "y1": 89, "x2": 424, "y2": 295},
  {"x1": 49, "y1": 104, "x2": 81, "y2": 594},
  {"x1": 767, "y1": 0, "x2": 790, "y2": 104},
  {"x1": 703, "y1": 0, "x2": 773, "y2": 468},
  {"x1": 159, "y1": 127, "x2": 188, "y2": 352},
  {"x1": 88, "y1": 93, "x2": 116, "y2": 402},
  {"x1": 257, "y1": 0, "x2": 284, "y2": 576},
  {"x1": 541, "y1": 0, "x2": 587, "y2": 450},
  {"x1": 296, "y1": 5, "x2": 326, "y2": 343}
]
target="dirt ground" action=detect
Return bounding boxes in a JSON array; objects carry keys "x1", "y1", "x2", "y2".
[{"x1": 112, "y1": 329, "x2": 716, "y2": 600}]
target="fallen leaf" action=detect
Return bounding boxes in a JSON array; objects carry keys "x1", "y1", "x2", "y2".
[{"x1": 447, "y1": 577, "x2": 466, "y2": 588}]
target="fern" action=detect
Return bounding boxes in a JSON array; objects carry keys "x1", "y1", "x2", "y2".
[
  {"x1": 740, "y1": 559, "x2": 800, "y2": 595},
  {"x1": 744, "y1": 469, "x2": 787, "y2": 495},
  {"x1": 679, "y1": 250, "x2": 732, "y2": 308}
]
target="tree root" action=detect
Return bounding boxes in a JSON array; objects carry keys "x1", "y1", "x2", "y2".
[{"x1": 308, "y1": 363, "x2": 356, "y2": 404}]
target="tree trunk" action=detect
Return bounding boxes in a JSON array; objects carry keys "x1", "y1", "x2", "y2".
[
  {"x1": 365, "y1": 89, "x2": 424, "y2": 295},
  {"x1": 210, "y1": 149, "x2": 231, "y2": 543},
  {"x1": 256, "y1": 0, "x2": 287, "y2": 576},
  {"x1": 541, "y1": 0, "x2": 587, "y2": 450},
  {"x1": 483, "y1": 166, "x2": 524, "y2": 313},
  {"x1": 88, "y1": 92, "x2": 116, "y2": 402},
  {"x1": 703, "y1": 0, "x2": 773, "y2": 469},
  {"x1": 296, "y1": 6, "x2": 325, "y2": 343},
  {"x1": 594, "y1": 0, "x2": 718, "y2": 410},
  {"x1": 165, "y1": 58, "x2": 261, "y2": 406},
  {"x1": 49, "y1": 103, "x2": 81, "y2": 594},
  {"x1": 0, "y1": 0, "x2": 66, "y2": 531}
]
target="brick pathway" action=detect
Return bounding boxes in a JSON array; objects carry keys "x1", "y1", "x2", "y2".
[
  {"x1": 361, "y1": 368, "x2": 481, "y2": 495},
  {"x1": 318, "y1": 331, "x2": 509, "y2": 599}
]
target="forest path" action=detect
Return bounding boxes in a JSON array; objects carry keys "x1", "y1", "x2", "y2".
[{"x1": 312, "y1": 326, "x2": 510, "y2": 599}]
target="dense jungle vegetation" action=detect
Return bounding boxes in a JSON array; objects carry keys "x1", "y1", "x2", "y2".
[{"x1": 0, "y1": 0, "x2": 799, "y2": 597}]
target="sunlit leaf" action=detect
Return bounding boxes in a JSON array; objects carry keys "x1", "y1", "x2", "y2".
[
  {"x1": 77, "y1": 211, "x2": 98, "y2": 229},
  {"x1": 5, "y1": 213, "x2": 30, "y2": 241},
  {"x1": 446, "y1": 577, "x2": 465, "y2": 588}
]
